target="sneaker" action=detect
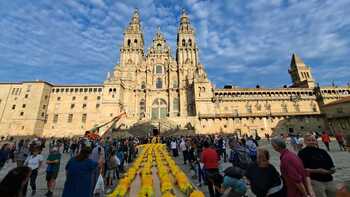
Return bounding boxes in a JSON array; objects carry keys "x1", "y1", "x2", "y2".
[
  {"x1": 31, "y1": 190, "x2": 36, "y2": 196},
  {"x1": 196, "y1": 183, "x2": 202, "y2": 187}
]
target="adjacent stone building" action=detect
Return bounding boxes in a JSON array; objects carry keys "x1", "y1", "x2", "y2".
[{"x1": 0, "y1": 10, "x2": 349, "y2": 137}]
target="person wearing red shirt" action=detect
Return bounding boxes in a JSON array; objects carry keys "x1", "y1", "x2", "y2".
[
  {"x1": 321, "y1": 132, "x2": 331, "y2": 151},
  {"x1": 272, "y1": 137, "x2": 315, "y2": 197},
  {"x1": 201, "y1": 141, "x2": 221, "y2": 197},
  {"x1": 335, "y1": 131, "x2": 345, "y2": 151}
]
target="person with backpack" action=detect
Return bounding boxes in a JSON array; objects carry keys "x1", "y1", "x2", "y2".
[
  {"x1": 229, "y1": 140, "x2": 252, "y2": 172},
  {"x1": 246, "y1": 148, "x2": 285, "y2": 197},
  {"x1": 246, "y1": 137, "x2": 257, "y2": 162},
  {"x1": 106, "y1": 150, "x2": 118, "y2": 188}
]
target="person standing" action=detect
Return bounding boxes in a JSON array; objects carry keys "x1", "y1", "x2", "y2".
[
  {"x1": 0, "y1": 166, "x2": 32, "y2": 197},
  {"x1": 62, "y1": 147, "x2": 98, "y2": 197},
  {"x1": 201, "y1": 141, "x2": 222, "y2": 197},
  {"x1": 321, "y1": 132, "x2": 331, "y2": 151},
  {"x1": 105, "y1": 150, "x2": 118, "y2": 188},
  {"x1": 298, "y1": 134, "x2": 336, "y2": 197},
  {"x1": 170, "y1": 139, "x2": 178, "y2": 157},
  {"x1": 335, "y1": 131, "x2": 345, "y2": 151},
  {"x1": 45, "y1": 147, "x2": 61, "y2": 197},
  {"x1": 24, "y1": 146, "x2": 43, "y2": 196},
  {"x1": 246, "y1": 148, "x2": 285, "y2": 197},
  {"x1": 14, "y1": 144, "x2": 28, "y2": 167},
  {"x1": 179, "y1": 138, "x2": 188, "y2": 164},
  {"x1": 0, "y1": 143, "x2": 10, "y2": 170},
  {"x1": 271, "y1": 137, "x2": 315, "y2": 197}
]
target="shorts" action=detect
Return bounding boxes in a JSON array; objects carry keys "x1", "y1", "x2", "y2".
[
  {"x1": 106, "y1": 169, "x2": 115, "y2": 178},
  {"x1": 46, "y1": 171, "x2": 58, "y2": 181}
]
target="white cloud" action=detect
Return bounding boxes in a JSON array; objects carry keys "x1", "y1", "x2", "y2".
[{"x1": 0, "y1": 0, "x2": 349, "y2": 87}]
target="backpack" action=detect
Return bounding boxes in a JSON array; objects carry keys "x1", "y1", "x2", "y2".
[
  {"x1": 230, "y1": 148, "x2": 252, "y2": 170},
  {"x1": 246, "y1": 144, "x2": 257, "y2": 158},
  {"x1": 108, "y1": 156, "x2": 118, "y2": 169}
]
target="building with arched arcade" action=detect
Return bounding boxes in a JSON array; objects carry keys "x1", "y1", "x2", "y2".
[{"x1": 0, "y1": 10, "x2": 349, "y2": 137}]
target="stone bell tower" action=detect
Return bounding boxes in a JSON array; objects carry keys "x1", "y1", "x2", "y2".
[
  {"x1": 289, "y1": 53, "x2": 316, "y2": 88},
  {"x1": 176, "y1": 9, "x2": 199, "y2": 69},
  {"x1": 120, "y1": 9, "x2": 144, "y2": 67}
]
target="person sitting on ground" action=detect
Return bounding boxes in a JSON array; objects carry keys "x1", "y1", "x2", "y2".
[
  {"x1": 298, "y1": 134, "x2": 336, "y2": 197},
  {"x1": 0, "y1": 166, "x2": 32, "y2": 197},
  {"x1": 245, "y1": 148, "x2": 285, "y2": 197}
]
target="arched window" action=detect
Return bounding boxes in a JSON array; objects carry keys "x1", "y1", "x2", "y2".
[
  {"x1": 134, "y1": 39, "x2": 138, "y2": 44},
  {"x1": 156, "y1": 78, "x2": 162, "y2": 89},
  {"x1": 182, "y1": 39, "x2": 185, "y2": 46},
  {"x1": 188, "y1": 39, "x2": 192, "y2": 47},
  {"x1": 127, "y1": 39, "x2": 131, "y2": 47},
  {"x1": 155, "y1": 65, "x2": 163, "y2": 74},
  {"x1": 152, "y1": 98, "x2": 167, "y2": 119},
  {"x1": 140, "y1": 99, "x2": 145, "y2": 115},
  {"x1": 173, "y1": 97, "x2": 179, "y2": 112},
  {"x1": 172, "y1": 80, "x2": 178, "y2": 88},
  {"x1": 141, "y1": 81, "x2": 146, "y2": 89},
  {"x1": 294, "y1": 103, "x2": 300, "y2": 112},
  {"x1": 281, "y1": 103, "x2": 288, "y2": 113}
]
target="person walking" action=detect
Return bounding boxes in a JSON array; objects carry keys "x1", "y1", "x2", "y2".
[
  {"x1": 246, "y1": 148, "x2": 285, "y2": 197},
  {"x1": 0, "y1": 166, "x2": 32, "y2": 197},
  {"x1": 24, "y1": 146, "x2": 43, "y2": 196},
  {"x1": 335, "y1": 131, "x2": 345, "y2": 151},
  {"x1": 105, "y1": 150, "x2": 118, "y2": 188},
  {"x1": 271, "y1": 137, "x2": 315, "y2": 197},
  {"x1": 298, "y1": 134, "x2": 336, "y2": 197},
  {"x1": 180, "y1": 138, "x2": 188, "y2": 164},
  {"x1": 171, "y1": 139, "x2": 178, "y2": 157},
  {"x1": 0, "y1": 143, "x2": 10, "y2": 170},
  {"x1": 62, "y1": 147, "x2": 98, "y2": 197},
  {"x1": 45, "y1": 147, "x2": 61, "y2": 197},
  {"x1": 321, "y1": 132, "x2": 331, "y2": 151},
  {"x1": 201, "y1": 140, "x2": 222, "y2": 197}
]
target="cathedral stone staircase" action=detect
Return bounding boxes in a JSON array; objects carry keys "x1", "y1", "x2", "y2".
[{"x1": 126, "y1": 118, "x2": 180, "y2": 137}]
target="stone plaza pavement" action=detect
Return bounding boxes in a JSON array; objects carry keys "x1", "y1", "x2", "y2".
[
  {"x1": 0, "y1": 139, "x2": 349, "y2": 197},
  {"x1": 175, "y1": 140, "x2": 350, "y2": 197}
]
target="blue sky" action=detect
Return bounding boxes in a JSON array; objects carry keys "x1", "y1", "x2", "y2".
[{"x1": 0, "y1": 0, "x2": 349, "y2": 88}]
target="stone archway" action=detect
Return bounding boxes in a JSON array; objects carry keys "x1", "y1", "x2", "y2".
[{"x1": 151, "y1": 98, "x2": 167, "y2": 119}]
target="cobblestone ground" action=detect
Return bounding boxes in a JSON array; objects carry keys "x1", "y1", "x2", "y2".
[
  {"x1": 0, "y1": 139, "x2": 349, "y2": 197},
  {"x1": 174, "y1": 139, "x2": 350, "y2": 197}
]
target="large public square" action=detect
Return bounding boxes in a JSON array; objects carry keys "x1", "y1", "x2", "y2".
[{"x1": 0, "y1": 138, "x2": 349, "y2": 197}]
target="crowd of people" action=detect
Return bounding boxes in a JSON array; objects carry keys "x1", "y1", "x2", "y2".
[
  {"x1": 166, "y1": 132, "x2": 350, "y2": 197},
  {"x1": 0, "y1": 131, "x2": 348, "y2": 197},
  {"x1": 0, "y1": 136, "x2": 140, "y2": 197}
]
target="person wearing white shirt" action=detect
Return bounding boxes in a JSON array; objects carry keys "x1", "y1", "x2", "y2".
[
  {"x1": 179, "y1": 139, "x2": 188, "y2": 164},
  {"x1": 24, "y1": 147, "x2": 43, "y2": 196},
  {"x1": 170, "y1": 140, "x2": 178, "y2": 157}
]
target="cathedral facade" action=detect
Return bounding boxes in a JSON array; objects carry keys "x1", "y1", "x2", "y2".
[{"x1": 0, "y1": 10, "x2": 349, "y2": 137}]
